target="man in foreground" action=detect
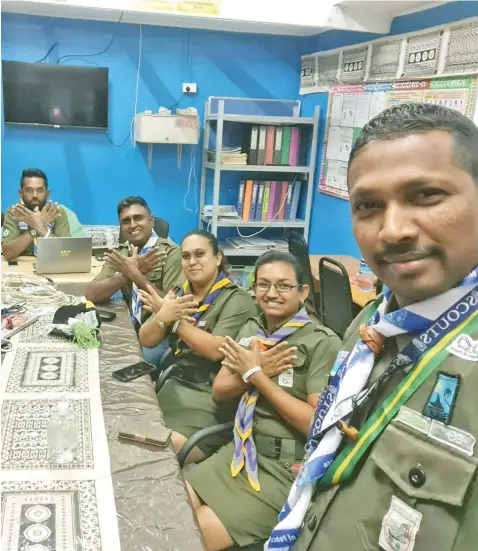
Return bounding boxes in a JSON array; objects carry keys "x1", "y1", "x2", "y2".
[
  {"x1": 85, "y1": 196, "x2": 184, "y2": 329},
  {"x1": 2, "y1": 168, "x2": 86, "y2": 260},
  {"x1": 265, "y1": 103, "x2": 478, "y2": 551}
]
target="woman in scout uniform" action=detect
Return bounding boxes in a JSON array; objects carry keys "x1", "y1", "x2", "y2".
[
  {"x1": 138, "y1": 230, "x2": 257, "y2": 463},
  {"x1": 184, "y1": 250, "x2": 341, "y2": 550}
]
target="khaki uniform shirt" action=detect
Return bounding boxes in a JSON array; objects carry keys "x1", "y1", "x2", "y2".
[
  {"x1": 294, "y1": 298, "x2": 478, "y2": 551},
  {"x1": 2, "y1": 205, "x2": 73, "y2": 256},
  {"x1": 236, "y1": 314, "x2": 341, "y2": 443},
  {"x1": 92, "y1": 236, "x2": 184, "y2": 323}
]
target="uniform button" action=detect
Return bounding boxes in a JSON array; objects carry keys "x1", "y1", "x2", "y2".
[
  {"x1": 284, "y1": 461, "x2": 291, "y2": 469},
  {"x1": 307, "y1": 514, "x2": 318, "y2": 531},
  {"x1": 409, "y1": 464, "x2": 426, "y2": 488}
]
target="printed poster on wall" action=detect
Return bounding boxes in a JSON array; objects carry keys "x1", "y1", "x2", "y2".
[
  {"x1": 319, "y1": 77, "x2": 477, "y2": 201},
  {"x1": 178, "y1": 0, "x2": 220, "y2": 15}
]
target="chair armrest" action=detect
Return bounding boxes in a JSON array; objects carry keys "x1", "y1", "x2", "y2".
[
  {"x1": 156, "y1": 362, "x2": 179, "y2": 391},
  {"x1": 177, "y1": 421, "x2": 234, "y2": 467}
]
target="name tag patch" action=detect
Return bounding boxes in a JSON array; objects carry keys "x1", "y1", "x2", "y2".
[
  {"x1": 18, "y1": 222, "x2": 28, "y2": 230},
  {"x1": 447, "y1": 334, "x2": 478, "y2": 361},
  {"x1": 379, "y1": 495, "x2": 422, "y2": 551},
  {"x1": 197, "y1": 320, "x2": 207, "y2": 328},
  {"x1": 278, "y1": 368, "x2": 293, "y2": 388}
]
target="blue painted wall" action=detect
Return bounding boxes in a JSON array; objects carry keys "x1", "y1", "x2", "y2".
[
  {"x1": 3, "y1": 2, "x2": 478, "y2": 252},
  {"x1": 302, "y1": 1, "x2": 478, "y2": 257},
  {"x1": 1, "y1": 14, "x2": 302, "y2": 244}
]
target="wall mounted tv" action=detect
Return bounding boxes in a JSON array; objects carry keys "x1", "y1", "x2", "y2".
[{"x1": 2, "y1": 61, "x2": 109, "y2": 130}]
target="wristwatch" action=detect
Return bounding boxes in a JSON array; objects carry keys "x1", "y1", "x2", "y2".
[
  {"x1": 155, "y1": 317, "x2": 169, "y2": 329},
  {"x1": 29, "y1": 228, "x2": 38, "y2": 238}
]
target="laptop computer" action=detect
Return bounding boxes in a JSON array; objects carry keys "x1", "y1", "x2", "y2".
[{"x1": 35, "y1": 237, "x2": 93, "y2": 274}]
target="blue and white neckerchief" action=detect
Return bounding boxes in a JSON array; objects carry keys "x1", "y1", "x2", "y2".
[
  {"x1": 131, "y1": 231, "x2": 158, "y2": 325},
  {"x1": 265, "y1": 266, "x2": 478, "y2": 551}
]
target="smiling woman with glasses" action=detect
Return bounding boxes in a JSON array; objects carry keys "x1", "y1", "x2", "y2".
[{"x1": 184, "y1": 250, "x2": 341, "y2": 551}]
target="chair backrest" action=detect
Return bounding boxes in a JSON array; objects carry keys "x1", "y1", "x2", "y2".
[
  {"x1": 119, "y1": 216, "x2": 169, "y2": 244},
  {"x1": 319, "y1": 257, "x2": 356, "y2": 339},
  {"x1": 287, "y1": 231, "x2": 320, "y2": 317}
]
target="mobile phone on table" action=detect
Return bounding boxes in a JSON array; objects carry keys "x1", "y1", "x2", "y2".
[
  {"x1": 97, "y1": 309, "x2": 117, "y2": 322},
  {"x1": 112, "y1": 361, "x2": 156, "y2": 382},
  {"x1": 7, "y1": 260, "x2": 18, "y2": 266}
]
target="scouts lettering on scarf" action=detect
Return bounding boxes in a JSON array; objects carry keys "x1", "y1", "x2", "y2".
[
  {"x1": 175, "y1": 272, "x2": 231, "y2": 355},
  {"x1": 231, "y1": 308, "x2": 312, "y2": 492},
  {"x1": 265, "y1": 267, "x2": 478, "y2": 551},
  {"x1": 131, "y1": 231, "x2": 158, "y2": 324}
]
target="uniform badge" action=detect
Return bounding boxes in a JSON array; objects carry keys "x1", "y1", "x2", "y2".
[
  {"x1": 197, "y1": 320, "x2": 207, "y2": 328},
  {"x1": 2, "y1": 228, "x2": 10, "y2": 238},
  {"x1": 278, "y1": 368, "x2": 293, "y2": 388},
  {"x1": 18, "y1": 222, "x2": 28, "y2": 230},
  {"x1": 238, "y1": 337, "x2": 252, "y2": 348},
  {"x1": 447, "y1": 334, "x2": 478, "y2": 361},
  {"x1": 423, "y1": 372, "x2": 460, "y2": 425},
  {"x1": 379, "y1": 495, "x2": 422, "y2": 551}
]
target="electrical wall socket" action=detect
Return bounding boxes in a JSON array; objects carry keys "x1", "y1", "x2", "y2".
[{"x1": 182, "y1": 82, "x2": 197, "y2": 94}]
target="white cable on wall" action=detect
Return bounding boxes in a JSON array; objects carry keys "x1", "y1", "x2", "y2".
[
  {"x1": 184, "y1": 145, "x2": 199, "y2": 213},
  {"x1": 132, "y1": 23, "x2": 143, "y2": 147}
]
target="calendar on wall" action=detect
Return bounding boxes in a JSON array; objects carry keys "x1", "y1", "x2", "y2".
[{"x1": 319, "y1": 77, "x2": 478, "y2": 201}]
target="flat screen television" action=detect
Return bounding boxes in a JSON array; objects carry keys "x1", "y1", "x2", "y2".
[{"x1": 2, "y1": 61, "x2": 109, "y2": 129}]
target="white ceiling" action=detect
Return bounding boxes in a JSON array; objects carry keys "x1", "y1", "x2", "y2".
[{"x1": 1, "y1": 0, "x2": 451, "y2": 36}]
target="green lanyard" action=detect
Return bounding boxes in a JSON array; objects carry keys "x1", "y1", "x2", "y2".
[{"x1": 321, "y1": 309, "x2": 478, "y2": 487}]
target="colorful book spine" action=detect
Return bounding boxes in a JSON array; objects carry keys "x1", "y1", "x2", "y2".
[
  {"x1": 264, "y1": 126, "x2": 275, "y2": 165},
  {"x1": 267, "y1": 181, "x2": 277, "y2": 220},
  {"x1": 250, "y1": 181, "x2": 259, "y2": 221},
  {"x1": 242, "y1": 179, "x2": 253, "y2": 221},
  {"x1": 278, "y1": 182, "x2": 288, "y2": 220},
  {"x1": 280, "y1": 127, "x2": 292, "y2": 166},
  {"x1": 285, "y1": 183, "x2": 293, "y2": 219},
  {"x1": 255, "y1": 182, "x2": 265, "y2": 221},
  {"x1": 273, "y1": 127, "x2": 283, "y2": 165},
  {"x1": 273, "y1": 183, "x2": 282, "y2": 219},
  {"x1": 262, "y1": 182, "x2": 271, "y2": 221},
  {"x1": 289, "y1": 127, "x2": 300, "y2": 166},
  {"x1": 290, "y1": 182, "x2": 302, "y2": 219},
  {"x1": 237, "y1": 180, "x2": 245, "y2": 218}
]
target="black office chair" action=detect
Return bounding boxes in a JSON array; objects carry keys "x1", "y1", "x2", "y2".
[
  {"x1": 288, "y1": 231, "x2": 320, "y2": 318},
  {"x1": 318, "y1": 257, "x2": 357, "y2": 339},
  {"x1": 119, "y1": 216, "x2": 169, "y2": 243}
]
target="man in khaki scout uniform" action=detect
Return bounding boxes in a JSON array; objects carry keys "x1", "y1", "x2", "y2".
[
  {"x1": 85, "y1": 196, "x2": 184, "y2": 329},
  {"x1": 2, "y1": 168, "x2": 86, "y2": 260},
  {"x1": 266, "y1": 104, "x2": 478, "y2": 551}
]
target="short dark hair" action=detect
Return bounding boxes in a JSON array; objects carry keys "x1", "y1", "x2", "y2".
[
  {"x1": 117, "y1": 196, "x2": 151, "y2": 218},
  {"x1": 349, "y1": 103, "x2": 478, "y2": 184},
  {"x1": 20, "y1": 168, "x2": 48, "y2": 188},
  {"x1": 254, "y1": 250, "x2": 304, "y2": 285},
  {"x1": 182, "y1": 229, "x2": 229, "y2": 274}
]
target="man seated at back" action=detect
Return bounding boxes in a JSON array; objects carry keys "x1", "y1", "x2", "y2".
[
  {"x1": 2, "y1": 168, "x2": 86, "y2": 261},
  {"x1": 85, "y1": 196, "x2": 184, "y2": 328}
]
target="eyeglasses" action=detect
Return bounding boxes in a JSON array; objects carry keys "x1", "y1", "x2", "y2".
[{"x1": 254, "y1": 282, "x2": 302, "y2": 294}]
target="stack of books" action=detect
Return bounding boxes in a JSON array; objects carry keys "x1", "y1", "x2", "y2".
[
  {"x1": 237, "y1": 180, "x2": 302, "y2": 222},
  {"x1": 207, "y1": 147, "x2": 248, "y2": 165},
  {"x1": 245, "y1": 126, "x2": 303, "y2": 166}
]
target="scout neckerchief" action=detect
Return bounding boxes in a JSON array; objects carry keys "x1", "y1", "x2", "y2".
[
  {"x1": 174, "y1": 271, "x2": 231, "y2": 355},
  {"x1": 131, "y1": 230, "x2": 158, "y2": 325},
  {"x1": 231, "y1": 308, "x2": 312, "y2": 492},
  {"x1": 266, "y1": 267, "x2": 478, "y2": 551}
]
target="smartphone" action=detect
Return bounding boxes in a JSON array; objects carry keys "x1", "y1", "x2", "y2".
[
  {"x1": 112, "y1": 361, "x2": 156, "y2": 382},
  {"x1": 97, "y1": 309, "x2": 117, "y2": 322},
  {"x1": 7, "y1": 260, "x2": 18, "y2": 266}
]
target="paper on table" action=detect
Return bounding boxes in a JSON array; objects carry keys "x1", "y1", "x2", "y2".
[
  {"x1": 369, "y1": 92, "x2": 388, "y2": 121},
  {"x1": 341, "y1": 94, "x2": 357, "y2": 127},
  {"x1": 353, "y1": 93, "x2": 372, "y2": 128},
  {"x1": 330, "y1": 94, "x2": 344, "y2": 127}
]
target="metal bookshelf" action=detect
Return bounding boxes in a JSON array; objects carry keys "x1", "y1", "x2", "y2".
[{"x1": 199, "y1": 97, "x2": 320, "y2": 257}]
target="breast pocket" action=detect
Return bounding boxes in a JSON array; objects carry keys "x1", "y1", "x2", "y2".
[{"x1": 356, "y1": 421, "x2": 477, "y2": 551}]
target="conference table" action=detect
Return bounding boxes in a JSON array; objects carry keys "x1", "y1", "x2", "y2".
[
  {"x1": 309, "y1": 255, "x2": 377, "y2": 309},
  {"x1": 1, "y1": 257, "x2": 204, "y2": 551}
]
